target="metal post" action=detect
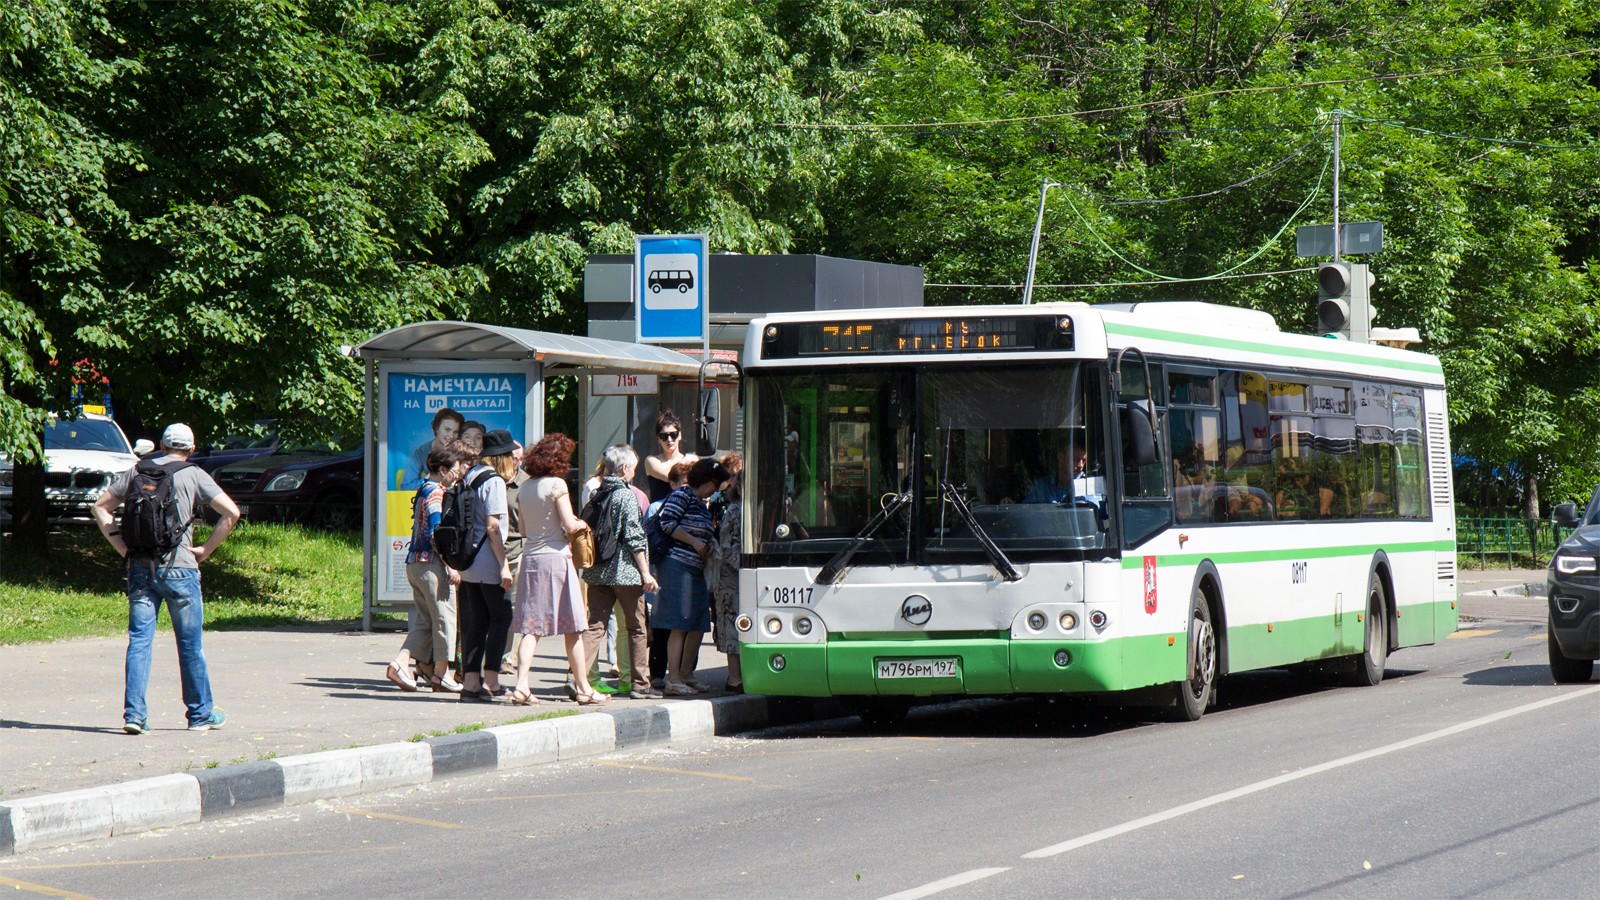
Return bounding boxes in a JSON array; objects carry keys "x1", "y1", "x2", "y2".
[
  {"x1": 1022, "y1": 179, "x2": 1059, "y2": 305},
  {"x1": 361, "y1": 356, "x2": 374, "y2": 632},
  {"x1": 1331, "y1": 111, "x2": 1342, "y2": 262}
]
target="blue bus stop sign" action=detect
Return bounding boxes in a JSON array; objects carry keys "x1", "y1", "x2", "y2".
[{"x1": 635, "y1": 233, "x2": 709, "y2": 345}]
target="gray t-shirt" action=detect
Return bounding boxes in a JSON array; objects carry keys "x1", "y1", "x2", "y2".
[
  {"x1": 105, "y1": 454, "x2": 226, "y2": 569},
  {"x1": 459, "y1": 465, "x2": 508, "y2": 585}
]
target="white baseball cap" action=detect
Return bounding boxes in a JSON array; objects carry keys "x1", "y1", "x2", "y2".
[{"x1": 162, "y1": 423, "x2": 196, "y2": 450}]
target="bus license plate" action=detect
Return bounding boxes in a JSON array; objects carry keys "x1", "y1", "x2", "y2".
[{"x1": 877, "y1": 658, "x2": 958, "y2": 679}]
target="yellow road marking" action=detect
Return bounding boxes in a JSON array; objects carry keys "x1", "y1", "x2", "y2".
[
  {"x1": 1527, "y1": 634, "x2": 1546, "y2": 640},
  {"x1": 329, "y1": 807, "x2": 464, "y2": 829},
  {"x1": 0, "y1": 875, "x2": 93, "y2": 898},
  {"x1": 594, "y1": 761, "x2": 756, "y2": 783},
  {"x1": 5, "y1": 846, "x2": 403, "y2": 872},
  {"x1": 1448, "y1": 629, "x2": 1501, "y2": 638},
  {"x1": 745, "y1": 744, "x2": 928, "y2": 759},
  {"x1": 376, "y1": 787, "x2": 689, "y2": 808}
]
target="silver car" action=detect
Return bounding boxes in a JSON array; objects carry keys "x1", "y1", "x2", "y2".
[{"x1": 0, "y1": 413, "x2": 154, "y2": 528}]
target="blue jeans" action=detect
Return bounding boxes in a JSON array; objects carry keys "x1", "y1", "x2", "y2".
[{"x1": 125, "y1": 565, "x2": 214, "y2": 727}]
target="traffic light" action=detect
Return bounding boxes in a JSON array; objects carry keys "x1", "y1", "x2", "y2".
[{"x1": 1316, "y1": 261, "x2": 1374, "y2": 342}]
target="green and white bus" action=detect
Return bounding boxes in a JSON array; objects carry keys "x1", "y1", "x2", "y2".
[{"x1": 735, "y1": 301, "x2": 1456, "y2": 720}]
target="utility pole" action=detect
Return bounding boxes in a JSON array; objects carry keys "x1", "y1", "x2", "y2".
[{"x1": 1022, "y1": 179, "x2": 1060, "y2": 305}]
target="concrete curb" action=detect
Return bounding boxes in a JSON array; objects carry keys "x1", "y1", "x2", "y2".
[{"x1": 0, "y1": 694, "x2": 840, "y2": 857}]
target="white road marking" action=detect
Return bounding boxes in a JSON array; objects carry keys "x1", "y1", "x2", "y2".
[
  {"x1": 1024, "y1": 684, "x2": 1600, "y2": 859},
  {"x1": 878, "y1": 867, "x2": 1011, "y2": 900}
]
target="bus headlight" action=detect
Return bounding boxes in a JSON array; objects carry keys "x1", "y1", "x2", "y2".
[
  {"x1": 794, "y1": 616, "x2": 813, "y2": 635},
  {"x1": 1089, "y1": 610, "x2": 1108, "y2": 630},
  {"x1": 1059, "y1": 612, "x2": 1077, "y2": 630},
  {"x1": 771, "y1": 654, "x2": 786, "y2": 671},
  {"x1": 1027, "y1": 612, "x2": 1047, "y2": 631},
  {"x1": 764, "y1": 617, "x2": 783, "y2": 635},
  {"x1": 1054, "y1": 650, "x2": 1072, "y2": 667},
  {"x1": 736, "y1": 615, "x2": 753, "y2": 632}
]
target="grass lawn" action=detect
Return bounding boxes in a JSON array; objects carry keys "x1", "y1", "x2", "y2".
[{"x1": 0, "y1": 522, "x2": 370, "y2": 644}]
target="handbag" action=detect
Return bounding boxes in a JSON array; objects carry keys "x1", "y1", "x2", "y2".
[{"x1": 569, "y1": 523, "x2": 596, "y2": 571}]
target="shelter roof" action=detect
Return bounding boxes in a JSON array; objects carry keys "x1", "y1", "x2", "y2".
[{"x1": 355, "y1": 321, "x2": 702, "y2": 376}]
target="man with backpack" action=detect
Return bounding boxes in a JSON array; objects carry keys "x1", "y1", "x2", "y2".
[
  {"x1": 92, "y1": 423, "x2": 240, "y2": 734},
  {"x1": 441, "y1": 430, "x2": 515, "y2": 702}
]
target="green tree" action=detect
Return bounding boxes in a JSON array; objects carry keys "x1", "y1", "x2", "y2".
[
  {"x1": 1, "y1": 0, "x2": 129, "y2": 549},
  {"x1": 86, "y1": 0, "x2": 490, "y2": 443},
  {"x1": 810, "y1": 0, "x2": 1600, "y2": 500}
]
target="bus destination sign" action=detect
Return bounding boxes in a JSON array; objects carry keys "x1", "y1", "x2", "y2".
[{"x1": 762, "y1": 315, "x2": 1074, "y2": 359}]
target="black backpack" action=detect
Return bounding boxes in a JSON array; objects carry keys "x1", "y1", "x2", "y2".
[
  {"x1": 643, "y1": 501, "x2": 671, "y2": 565},
  {"x1": 121, "y1": 459, "x2": 195, "y2": 555},
  {"x1": 433, "y1": 468, "x2": 498, "y2": 570},
  {"x1": 579, "y1": 482, "x2": 625, "y2": 565}
]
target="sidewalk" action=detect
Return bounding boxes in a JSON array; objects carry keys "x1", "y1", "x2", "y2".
[
  {"x1": 0, "y1": 625, "x2": 735, "y2": 802},
  {"x1": 1456, "y1": 566, "x2": 1549, "y2": 623}
]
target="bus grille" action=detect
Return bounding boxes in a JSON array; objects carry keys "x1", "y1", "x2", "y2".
[{"x1": 1437, "y1": 559, "x2": 1456, "y2": 582}]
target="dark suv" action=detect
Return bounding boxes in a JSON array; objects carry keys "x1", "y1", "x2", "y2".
[
  {"x1": 1547, "y1": 483, "x2": 1600, "y2": 683},
  {"x1": 212, "y1": 435, "x2": 361, "y2": 531}
]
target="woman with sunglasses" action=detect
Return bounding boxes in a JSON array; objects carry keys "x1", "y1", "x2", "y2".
[{"x1": 643, "y1": 411, "x2": 697, "y2": 504}]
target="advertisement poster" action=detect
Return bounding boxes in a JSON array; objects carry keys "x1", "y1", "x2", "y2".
[{"x1": 377, "y1": 364, "x2": 537, "y2": 601}]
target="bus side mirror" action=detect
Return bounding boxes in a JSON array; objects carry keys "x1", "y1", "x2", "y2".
[
  {"x1": 1120, "y1": 401, "x2": 1160, "y2": 467},
  {"x1": 696, "y1": 387, "x2": 719, "y2": 456}
]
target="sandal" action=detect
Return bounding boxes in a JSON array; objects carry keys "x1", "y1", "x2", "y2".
[
  {"x1": 576, "y1": 690, "x2": 611, "y2": 706},
  {"x1": 385, "y1": 664, "x2": 418, "y2": 692},
  {"x1": 509, "y1": 689, "x2": 539, "y2": 706}
]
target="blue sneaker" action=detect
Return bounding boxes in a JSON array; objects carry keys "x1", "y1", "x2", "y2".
[
  {"x1": 124, "y1": 720, "x2": 147, "y2": 735},
  {"x1": 188, "y1": 710, "x2": 226, "y2": 732}
]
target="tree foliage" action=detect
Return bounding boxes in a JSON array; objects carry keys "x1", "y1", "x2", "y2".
[{"x1": 2, "y1": 0, "x2": 1597, "y2": 521}]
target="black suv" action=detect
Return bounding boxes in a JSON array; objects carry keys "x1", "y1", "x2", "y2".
[
  {"x1": 1547, "y1": 483, "x2": 1600, "y2": 683},
  {"x1": 212, "y1": 435, "x2": 361, "y2": 531}
]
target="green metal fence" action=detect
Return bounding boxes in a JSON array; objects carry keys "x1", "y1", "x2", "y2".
[{"x1": 1455, "y1": 512, "x2": 1573, "y2": 569}]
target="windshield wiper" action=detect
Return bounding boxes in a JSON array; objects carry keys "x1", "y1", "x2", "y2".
[
  {"x1": 940, "y1": 480, "x2": 1021, "y2": 582},
  {"x1": 815, "y1": 489, "x2": 913, "y2": 585}
]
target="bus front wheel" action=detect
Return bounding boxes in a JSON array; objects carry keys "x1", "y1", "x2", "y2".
[
  {"x1": 1341, "y1": 577, "x2": 1389, "y2": 687},
  {"x1": 1169, "y1": 588, "x2": 1216, "y2": 721}
]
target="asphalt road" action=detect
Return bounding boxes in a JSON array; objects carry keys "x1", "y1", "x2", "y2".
[{"x1": 4, "y1": 619, "x2": 1596, "y2": 899}]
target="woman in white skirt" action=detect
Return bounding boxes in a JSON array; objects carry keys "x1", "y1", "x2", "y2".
[{"x1": 509, "y1": 433, "x2": 606, "y2": 705}]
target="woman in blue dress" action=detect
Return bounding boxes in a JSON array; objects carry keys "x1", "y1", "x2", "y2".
[{"x1": 650, "y1": 458, "x2": 730, "y2": 694}]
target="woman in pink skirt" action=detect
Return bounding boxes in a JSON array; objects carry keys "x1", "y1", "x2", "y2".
[{"x1": 509, "y1": 433, "x2": 606, "y2": 705}]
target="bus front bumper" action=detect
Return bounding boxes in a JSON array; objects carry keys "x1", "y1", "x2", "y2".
[{"x1": 740, "y1": 638, "x2": 1180, "y2": 698}]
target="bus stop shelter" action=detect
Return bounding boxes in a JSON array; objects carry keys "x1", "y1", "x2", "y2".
[{"x1": 353, "y1": 321, "x2": 702, "y2": 628}]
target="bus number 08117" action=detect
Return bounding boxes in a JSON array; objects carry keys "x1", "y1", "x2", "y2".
[{"x1": 772, "y1": 586, "x2": 814, "y2": 605}]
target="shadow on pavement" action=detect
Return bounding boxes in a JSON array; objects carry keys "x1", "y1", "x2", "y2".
[{"x1": 1460, "y1": 663, "x2": 1568, "y2": 686}]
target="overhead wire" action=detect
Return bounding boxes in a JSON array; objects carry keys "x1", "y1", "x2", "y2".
[
  {"x1": 775, "y1": 47, "x2": 1600, "y2": 130},
  {"x1": 1071, "y1": 121, "x2": 1329, "y2": 206},
  {"x1": 927, "y1": 267, "x2": 1316, "y2": 290},
  {"x1": 1055, "y1": 143, "x2": 1332, "y2": 284}
]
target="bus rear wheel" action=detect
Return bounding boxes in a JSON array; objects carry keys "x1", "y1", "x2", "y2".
[
  {"x1": 1340, "y1": 577, "x2": 1388, "y2": 687},
  {"x1": 1168, "y1": 588, "x2": 1216, "y2": 721}
]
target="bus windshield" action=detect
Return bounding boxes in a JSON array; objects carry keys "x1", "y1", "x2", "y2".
[
  {"x1": 749, "y1": 364, "x2": 1112, "y2": 563},
  {"x1": 750, "y1": 370, "x2": 915, "y2": 563},
  {"x1": 923, "y1": 365, "x2": 1111, "y2": 557}
]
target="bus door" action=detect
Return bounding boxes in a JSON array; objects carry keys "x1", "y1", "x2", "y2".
[{"x1": 1113, "y1": 352, "x2": 1172, "y2": 548}]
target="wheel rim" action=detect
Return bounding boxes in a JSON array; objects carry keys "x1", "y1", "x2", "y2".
[{"x1": 1188, "y1": 613, "x2": 1215, "y2": 700}]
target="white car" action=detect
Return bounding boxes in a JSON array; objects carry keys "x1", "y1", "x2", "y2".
[{"x1": 0, "y1": 412, "x2": 154, "y2": 528}]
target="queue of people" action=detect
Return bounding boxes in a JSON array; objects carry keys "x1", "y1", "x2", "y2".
[{"x1": 384, "y1": 411, "x2": 744, "y2": 705}]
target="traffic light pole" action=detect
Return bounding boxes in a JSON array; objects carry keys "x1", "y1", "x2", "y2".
[{"x1": 1332, "y1": 111, "x2": 1342, "y2": 262}]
